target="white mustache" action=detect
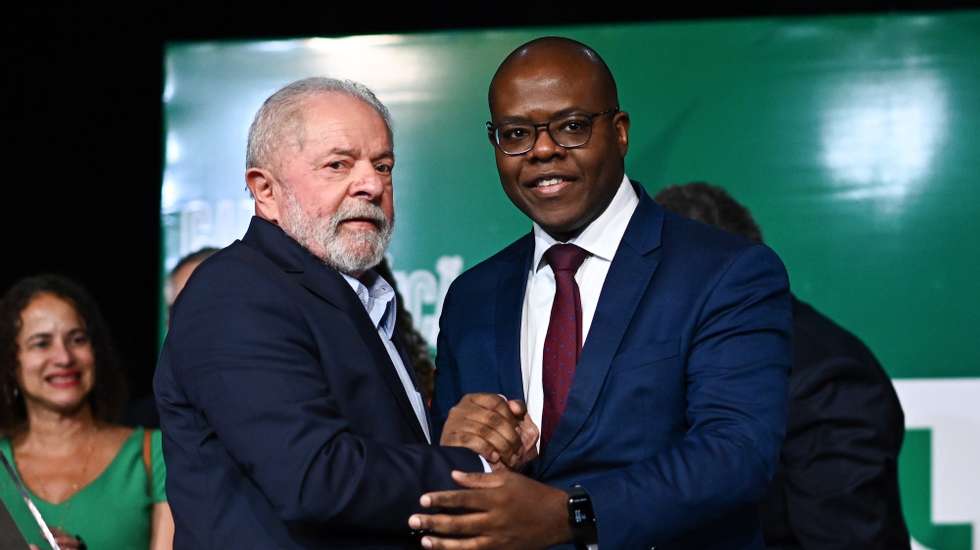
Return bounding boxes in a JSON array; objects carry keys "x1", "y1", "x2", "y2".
[{"x1": 333, "y1": 201, "x2": 390, "y2": 231}]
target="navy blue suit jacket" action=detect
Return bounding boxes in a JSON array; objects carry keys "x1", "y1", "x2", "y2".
[
  {"x1": 433, "y1": 183, "x2": 793, "y2": 549},
  {"x1": 155, "y1": 217, "x2": 482, "y2": 549}
]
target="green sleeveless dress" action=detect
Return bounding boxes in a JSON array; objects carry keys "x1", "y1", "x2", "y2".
[{"x1": 0, "y1": 427, "x2": 166, "y2": 550}]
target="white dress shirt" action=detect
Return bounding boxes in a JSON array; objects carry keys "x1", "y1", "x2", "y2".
[
  {"x1": 520, "y1": 175, "x2": 639, "y2": 445},
  {"x1": 344, "y1": 271, "x2": 493, "y2": 471},
  {"x1": 342, "y1": 271, "x2": 431, "y2": 443}
]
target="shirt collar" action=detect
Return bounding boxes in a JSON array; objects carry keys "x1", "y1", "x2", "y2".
[
  {"x1": 531, "y1": 174, "x2": 638, "y2": 271},
  {"x1": 341, "y1": 270, "x2": 397, "y2": 339}
]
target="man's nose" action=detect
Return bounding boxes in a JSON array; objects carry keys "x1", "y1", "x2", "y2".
[
  {"x1": 349, "y1": 162, "x2": 386, "y2": 200},
  {"x1": 529, "y1": 126, "x2": 565, "y2": 161}
]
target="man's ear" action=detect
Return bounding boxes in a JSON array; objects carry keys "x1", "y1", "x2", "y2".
[
  {"x1": 613, "y1": 110, "x2": 630, "y2": 158},
  {"x1": 246, "y1": 167, "x2": 282, "y2": 223}
]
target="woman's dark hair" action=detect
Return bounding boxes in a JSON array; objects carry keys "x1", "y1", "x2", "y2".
[{"x1": 0, "y1": 274, "x2": 127, "y2": 433}]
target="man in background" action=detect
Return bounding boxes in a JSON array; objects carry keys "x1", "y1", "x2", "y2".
[
  {"x1": 165, "y1": 247, "x2": 218, "y2": 310},
  {"x1": 655, "y1": 181, "x2": 910, "y2": 549},
  {"x1": 124, "y1": 246, "x2": 220, "y2": 428}
]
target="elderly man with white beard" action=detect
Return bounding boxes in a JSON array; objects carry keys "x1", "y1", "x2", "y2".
[{"x1": 154, "y1": 78, "x2": 536, "y2": 549}]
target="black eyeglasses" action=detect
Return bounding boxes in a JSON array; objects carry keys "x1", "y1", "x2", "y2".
[{"x1": 486, "y1": 108, "x2": 620, "y2": 156}]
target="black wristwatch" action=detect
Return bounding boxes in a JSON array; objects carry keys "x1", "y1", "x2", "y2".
[{"x1": 567, "y1": 484, "x2": 598, "y2": 550}]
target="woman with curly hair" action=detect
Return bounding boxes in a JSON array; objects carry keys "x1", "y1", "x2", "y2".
[{"x1": 0, "y1": 274, "x2": 173, "y2": 549}]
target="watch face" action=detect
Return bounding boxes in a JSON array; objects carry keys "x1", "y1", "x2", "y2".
[
  {"x1": 569, "y1": 495, "x2": 592, "y2": 521},
  {"x1": 568, "y1": 487, "x2": 597, "y2": 545}
]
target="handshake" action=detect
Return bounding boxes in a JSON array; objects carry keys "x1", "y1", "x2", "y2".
[
  {"x1": 408, "y1": 394, "x2": 573, "y2": 550},
  {"x1": 439, "y1": 393, "x2": 540, "y2": 471}
]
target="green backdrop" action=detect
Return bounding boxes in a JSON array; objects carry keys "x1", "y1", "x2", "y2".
[{"x1": 163, "y1": 12, "x2": 980, "y2": 548}]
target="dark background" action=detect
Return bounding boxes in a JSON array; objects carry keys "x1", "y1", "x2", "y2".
[{"x1": 3, "y1": 1, "x2": 976, "y2": 403}]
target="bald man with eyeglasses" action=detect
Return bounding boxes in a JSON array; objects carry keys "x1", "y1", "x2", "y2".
[{"x1": 412, "y1": 37, "x2": 794, "y2": 550}]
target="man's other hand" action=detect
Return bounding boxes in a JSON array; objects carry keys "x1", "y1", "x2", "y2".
[{"x1": 408, "y1": 470, "x2": 571, "y2": 550}]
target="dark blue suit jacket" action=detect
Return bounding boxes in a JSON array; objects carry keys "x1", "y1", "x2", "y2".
[
  {"x1": 155, "y1": 217, "x2": 482, "y2": 549},
  {"x1": 433, "y1": 183, "x2": 793, "y2": 549}
]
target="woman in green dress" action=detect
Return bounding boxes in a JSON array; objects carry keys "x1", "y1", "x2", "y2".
[{"x1": 0, "y1": 275, "x2": 173, "y2": 549}]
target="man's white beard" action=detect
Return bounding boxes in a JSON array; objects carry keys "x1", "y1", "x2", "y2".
[{"x1": 279, "y1": 187, "x2": 393, "y2": 276}]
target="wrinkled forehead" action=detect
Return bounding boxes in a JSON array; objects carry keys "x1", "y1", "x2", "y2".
[
  {"x1": 298, "y1": 92, "x2": 391, "y2": 137},
  {"x1": 275, "y1": 93, "x2": 392, "y2": 163}
]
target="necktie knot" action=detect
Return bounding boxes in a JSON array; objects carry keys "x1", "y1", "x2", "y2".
[{"x1": 544, "y1": 244, "x2": 588, "y2": 274}]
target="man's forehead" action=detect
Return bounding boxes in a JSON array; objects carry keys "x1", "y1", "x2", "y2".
[
  {"x1": 304, "y1": 124, "x2": 392, "y2": 152},
  {"x1": 491, "y1": 67, "x2": 608, "y2": 116},
  {"x1": 495, "y1": 53, "x2": 607, "y2": 91},
  {"x1": 497, "y1": 40, "x2": 602, "y2": 79},
  {"x1": 295, "y1": 100, "x2": 391, "y2": 149},
  {"x1": 497, "y1": 55, "x2": 594, "y2": 86}
]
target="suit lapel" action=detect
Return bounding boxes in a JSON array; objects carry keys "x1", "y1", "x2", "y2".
[
  {"x1": 242, "y1": 217, "x2": 428, "y2": 443},
  {"x1": 298, "y1": 267, "x2": 429, "y2": 443},
  {"x1": 494, "y1": 236, "x2": 534, "y2": 401},
  {"x1": 537, "y1": 183, "x2": 665, "y2": 475}
]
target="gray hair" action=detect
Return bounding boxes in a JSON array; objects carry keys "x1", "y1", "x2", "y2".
[{"x1": 245, "y1": 77, "x2": 393, "y2": 170}]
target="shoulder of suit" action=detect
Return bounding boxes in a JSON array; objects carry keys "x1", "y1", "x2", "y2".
[
  {"x1": 656, "y1": 208, "x2": 774, "y2": 275},
  {"x1": 792, "y1": 298, "x2": 883, "y2": 370},
  {"x1": 660, "y1": 209, "x2": 754, "y2": 252},
  {"x1": 448, "y1": 232, "x2": 532, "y2": 288},
  {"x1": 178, "y1": 240, "x2": 295, "y2": 303}
]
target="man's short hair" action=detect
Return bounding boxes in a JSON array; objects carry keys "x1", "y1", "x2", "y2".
[
  {"x1": 654, "y1": 182, "x2": 764, "y2": 243},
  {"x1": 245, "y1": 77, "x2": 393, "y2": 170}
]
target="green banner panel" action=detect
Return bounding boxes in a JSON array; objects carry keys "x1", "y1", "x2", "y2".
[{"x1": 163, "y1": 12, "x2": 980, "y2": 547}]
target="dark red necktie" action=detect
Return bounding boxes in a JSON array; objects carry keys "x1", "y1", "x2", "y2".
[{"x1": 540, "y1": 243, "x2": 589, "y2": 451}]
